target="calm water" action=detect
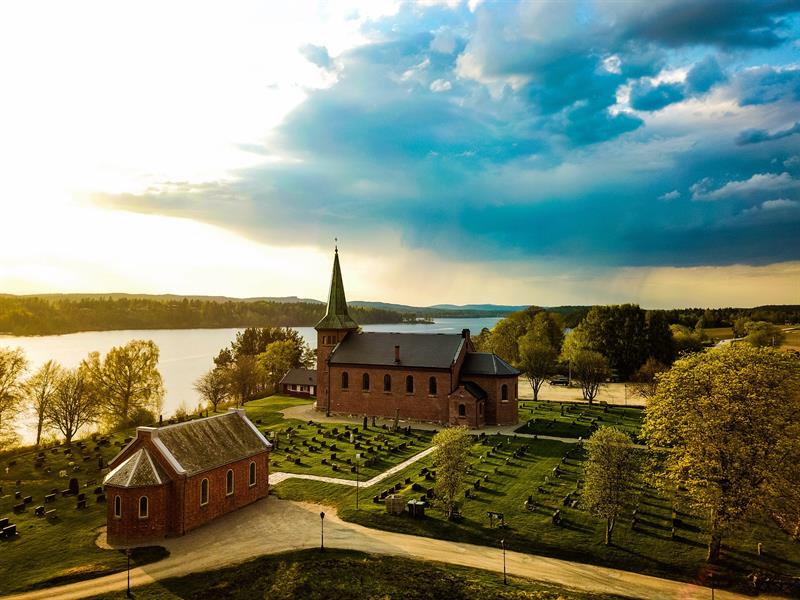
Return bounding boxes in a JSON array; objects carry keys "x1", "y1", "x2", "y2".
[{"x1": 2, "y1": 318, "x2": 500, "y2": 443}]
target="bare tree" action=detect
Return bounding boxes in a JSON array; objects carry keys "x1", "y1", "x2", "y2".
[
  {"x1": 194, "y1": 368, "x2": 230, "y2": 412},
  {"x1": 0, "y1": 347, "x2": 28, "y2": 451},
  {"x1": 573, "y1": 350, "x2": 610, "y2": 404},
  {"x1": 45, "y1": 368, "x2": 98, "y2": 446},
  {"x1": 25, "y1": 360, "x2": 62, "y2": 446}
]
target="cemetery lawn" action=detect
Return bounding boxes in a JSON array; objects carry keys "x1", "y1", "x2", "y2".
[
  {"x1": 515, "y1": 401, "x2": 644, "y2": 441},
  {"x1": 0, "y1": 428, "x2": 167, "y2": 595},
  {"x1": 245, "y1": 395, "x2": 436, "y2": 480},
  {"x1": 88, "y1": 548, "x2": 624, "y2": 600},
  {"x1": 275, "y1": 434, "x2": 800, "y2": 594}
]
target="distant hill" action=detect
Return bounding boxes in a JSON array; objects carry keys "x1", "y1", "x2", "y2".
[
  {"x1": 3, "y1": 293, "x2": 324, "y2": 305},
  {"x1": 348, "y1": 301, "x2": 524, "y2": 317}
]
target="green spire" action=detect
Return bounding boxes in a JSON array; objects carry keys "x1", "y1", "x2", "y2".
[{"x1": 315, "y1": 247, "x2": 359, "y2": 331}]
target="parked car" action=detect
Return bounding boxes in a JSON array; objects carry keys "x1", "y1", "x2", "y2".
[{"x1": 549, "y1": 375, "x2": 570, "y2": 386}]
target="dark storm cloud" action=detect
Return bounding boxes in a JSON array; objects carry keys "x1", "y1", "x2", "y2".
[{"x1": 95, "y1": 0, "x2": 800, "y2": 269}]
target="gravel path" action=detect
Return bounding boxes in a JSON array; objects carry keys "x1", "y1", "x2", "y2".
[{"x1": 3, "y1": 498, "x2": 776, "y2": 600}]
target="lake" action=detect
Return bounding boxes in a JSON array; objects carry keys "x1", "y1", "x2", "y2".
[{"x1": 2, "y1": 317, "x2": 501, "y2": 443}]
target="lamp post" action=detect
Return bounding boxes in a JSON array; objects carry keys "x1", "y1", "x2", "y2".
[
  {"x1": 320, "y1": 511, "x2": 325, "y2": 551},
  {"x1": 500, "y1": 539, "x2": 507, "y2": 585},
  {"x1": 126, "y1": 547, "x2": 132, "y2": 598}
]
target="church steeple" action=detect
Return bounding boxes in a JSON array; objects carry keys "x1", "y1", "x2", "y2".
[{"x1": 315, "y1": 247, "x2": 359, "y2": 331}]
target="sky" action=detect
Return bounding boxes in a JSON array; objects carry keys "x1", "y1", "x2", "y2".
[{"x1": 0, "y1": 0, "x2": 799, "y2": 308}]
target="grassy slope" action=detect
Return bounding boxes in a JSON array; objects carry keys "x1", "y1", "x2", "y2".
[
  {"x1": 275, "y1": 433, "x2": 800, "y2": 593},
  {"x1": 515, "y1": 401, "x2": 643, "y2": 440},
  {"x1": 88, "y1": 548, "x2": 623, "y2": 600}
]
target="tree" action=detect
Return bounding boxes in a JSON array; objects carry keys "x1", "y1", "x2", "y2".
[
  {"x1": 670, "y1": 324, "x2": 704, "y2": 355},
  {"x1": 560, "y1": 325, "x2": 591, "y2": 383},
  {"x1": 83, "y1": 339, "x2": 164, "y2": 428},
  {"x1": 581, "y1": 304, "x2": 648, "y2": 380},
  {"x1": 583, "y1": 427, "x2": 636, "y2": 545},
  {"x1": 642, "y1": 344, "x2": 800, "y2": 562},
  {"x1": 194, "y1": 368, "x2": 230, "y2": 412},
  {"x1": 257, "y1": 340, "x2": 302, "y2": 394},
  {"x1": 0, "y1": 347, "x2": 28, "y2": 451},
  {"x1": 517, "y1": 333, "x2": 558, "y2": 401},
  {"x1": 572, "y1": 350, "x2": 610, "y2": 403},
  {"x1": 744, "y1": 321, "x2": 785, "y2": 348},
  {"x1": 44, "y1": 367, "x2": 99, "y2": 446},
  {"x1": 645, "y1": 311, "x2": 675, "y2": 365},
  {"x1": 226, "y1": 354, "x2": 259, "y2": 406},
  {"x1": 529, "y1": 311, "x2": 565, "y2": 352},
  {"x1": 25, "y1": 360, "x2": 62, "y2": 446},
  {"x1": 431, "y1": 426, "x2": 472, "y2": 520},
  {"x1": 629, "y1": 357, "x2": 667, "y2": 401}
]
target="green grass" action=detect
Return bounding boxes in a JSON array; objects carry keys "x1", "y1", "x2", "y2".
[
  {"x1": 704, "y1": 327, "x2": 734, "y2": 342},
  {"x1": 514, "y1": 401, "x2": 643, "y2": 440},
  {"x1": 246, "y1": 396, "x2": 436, "y2": 480},
  {"x1": 275, "y1": 433, "x2": 800, "y2": 594},
  {"x1": 0, "y1": 429, "x2": 167, "y2": 595},
  {"x1": 88, "y1": 548, "x2": 624, "y2": 600}
]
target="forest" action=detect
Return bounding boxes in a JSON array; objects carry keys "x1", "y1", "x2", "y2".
[{"x1": 0, "y1": 295, "x2": 405, "y2": 335}]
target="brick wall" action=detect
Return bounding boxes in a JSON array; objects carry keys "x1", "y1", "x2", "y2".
[
  {"x1": 327, "y1": 365, "x2": 453, "y2": 423},
  {"x1": 106, "y1": 483, "x2": 170, "y2": 544},
  {"x1": 181, "y1": 451, "x2": 270, "y2": 534},
  {"x1": 447, "y1": 386, "x2": 486, "y2": 428},
  {"x1": 315, "y1": 328, "x2": 351, "y2": 413},
  {"x1": 461, "y1": 375, "x2": 519, "y2": 426}
]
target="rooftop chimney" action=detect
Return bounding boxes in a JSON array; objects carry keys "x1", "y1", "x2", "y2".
[{"x1": 394, "y1": 344, "x2": 401, "y2": 363}]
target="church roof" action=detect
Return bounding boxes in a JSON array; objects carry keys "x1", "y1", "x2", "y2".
[
  {"x1": 315, "y1": 249, "x2": 359, "y2": 331},
  {"x1": 462, "y1": 352, "x2": 520, "y2": 376},
  {"x1": 330, "y1": 332, "x2": 465, "y2": 369},
  {"x1": 280, "y1": 368, "x2": 317, "y2": 386},
  {"x1": 104, "y1": 448, "x2": 169, "y2": 488},
  {"x1": 152, "y1": 409, "x2": 271, "y2": 475}
]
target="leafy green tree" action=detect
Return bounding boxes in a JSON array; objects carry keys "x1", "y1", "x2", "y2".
[
  {"x1": 744, "y1": 321, "x2": 785, "y2": 347},
  {"x1": 560, "y1": 325, "x2": 591, "y2": 381},
  {"x1": 670, "y1": 324, "x2": 704, "y2": 355},
  {"x1": 642, "y1": 344, "x2": 800, "y2": 562},
  {"x1": 258, "y1": 340, "x2": 303, "y2": 394},
  {"x1": 226, "y1": 354, "x2": 259, "y2": 406},
  {"x1": 484, "y1": 310, "x2": 532, "y2": 364},
  {"x1": 25, "y1": 360, "x2": 62, "y2": 446},
  {"x1": 517, "y1": 332, "x2": 558, "y2": 401},
  {"x1": 194, "y1": 368, "x2": 230, "y2": 412},
  {"x1": 529, "y1": 312, "x2": 565, "y2": 352},
  {"x1": 0, "y1": 347, "x2": 27, "y2": 451},
  {"x1": 44, "y1": 367, "x2": 99, "y2": 446},
  {"x1": 572, "y1": 350, "x2": 610, "y2": 403},
  {"x1": 83, "y1": 339, "x2": 164, "y2": 428},
  {"x1": 581, "y1": 304, "x2": 648, "y2": 380},
  {"x1": 432, "y1": 426, "x2": 472, "y2": 520},
  {"x1": 645, "y1": 311, "x2": 675, "y2": 365},
  {"x1": 583, "y1": 427, "x2": 636, "y2": 545}
]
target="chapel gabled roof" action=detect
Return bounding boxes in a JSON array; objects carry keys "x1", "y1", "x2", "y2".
[
  {"x1": 152, "y1": 409, "x2": 271, "y2": 475},
  {"x1": 329, "y1": 331, "x2": 465, "y2": 369},
  {"x1": 462, "y1": 352, "x2": 520, "y2": 376},
  {"x1": 104, "y1": 448, "x2": 169, "y2": 488},
  {"x1": 315, "y1": 248, "x2": 359, "y2": 331},
  {"x1": 280, "y1": 368, "x2": 317, "y2": 386}
]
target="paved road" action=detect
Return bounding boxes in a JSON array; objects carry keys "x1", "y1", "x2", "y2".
[{"x1": 3, "y1": 498, "x2": 778, "y2": 600}]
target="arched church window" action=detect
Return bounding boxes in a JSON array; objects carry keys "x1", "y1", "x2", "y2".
[
  {"x1": 501, "y1": 384, "x2": 508, "y2": 400},
  {"x1": 342, "y1": 372, "x2": 349, "y2": 389},
  {"x1": 458, "y1": 404, "x2": 466, "y2": 417},
  {"x1": 428, "y1": 377, "x2": 437, "y2": 395},
  {"x1": 384, "y1": 374, "x2": 391, "y2": 391},
  {"x1": 362, "y1": 373, "x2": 370, "y2": 391},
  {"x1": 406, "y1": 376, "x2": 414, "y2": 394}
]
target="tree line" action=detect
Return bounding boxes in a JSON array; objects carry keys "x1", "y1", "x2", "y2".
[
  {"x1": 0, "y1": 295, "x2": 405, "y2": 336},
  {"x1": 476, "y1": 303, "x2": 795, "y2": 403},
  {"x1": 0, "y1": 340, "x2": 164, "y2": 452}
]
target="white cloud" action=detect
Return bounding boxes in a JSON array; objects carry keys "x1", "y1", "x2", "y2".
[
  {"x1": 761, "y1": 198, "x2": 798, "y2": 210},
  {"x1": 430, "y1": 28, "x2": 457, "y2": 54},
  {"x1": 430, "y1": 79, "x2": 453, "y2": 92},
  {"x1": 784, "y1": 155, "x2": 800, "y2": 168},
  {"x1": 692, "y1": 172, "x2": 800, "y2": 201},
  {"x1": 658, "y1": 190, "x2": 680, "y2": 201}
]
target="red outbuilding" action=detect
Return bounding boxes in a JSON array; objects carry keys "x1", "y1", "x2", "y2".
[{"x1": 103, "y1": 408, "x2": 271, "y2": 545}]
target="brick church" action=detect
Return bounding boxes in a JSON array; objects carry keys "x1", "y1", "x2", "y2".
[{"x1": 315, "y1": 249, "x2": 519, "y2": 428}]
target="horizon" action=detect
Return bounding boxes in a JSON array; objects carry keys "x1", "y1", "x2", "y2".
[{"x1": 2, "y1": 1, "x2": 799, "y2": 307}]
